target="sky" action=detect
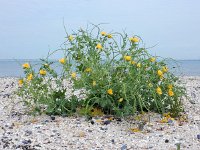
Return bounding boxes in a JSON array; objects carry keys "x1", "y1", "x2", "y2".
[{"x1": 0, "y1": 0, "x2": 200, "y2": 60}]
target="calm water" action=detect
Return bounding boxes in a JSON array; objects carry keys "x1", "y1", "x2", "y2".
[{"x1": 0, "y1": 60, "x2": 199, "y2": 77}]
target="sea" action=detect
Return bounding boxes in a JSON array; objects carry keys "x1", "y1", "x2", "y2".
[{"x1": 0, "y1": 59, "x2": 199, "y2": 77}]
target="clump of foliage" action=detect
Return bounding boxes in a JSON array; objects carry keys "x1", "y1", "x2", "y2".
[{"x1": 17, "y1": 25, "x2": 185, "y2": 117}]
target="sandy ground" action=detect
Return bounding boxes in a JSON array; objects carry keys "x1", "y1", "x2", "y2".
[{"x1": 0, "y1": 76, "x2": 200, "y2": 150}]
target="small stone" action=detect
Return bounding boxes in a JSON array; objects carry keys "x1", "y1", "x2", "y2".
[
  {"x1": 116, "y1": 118, "x2": 122, "y2": 122},
  {"x1": 179, "y1": 122, "x2": 184, "y2": 126},
  {"x1": 86, "y1": 116, "x2": 92, "y2": 121},
  {"x1": 121, "y1": 144, "x2": 127, "y2": 150},
  {"x1": 34, "y1": 144, "x2": 41, "y2": 148},
  {"x1": 194, "y1": 116, "x2": 200, "y2": 121},
  {"x1": 103, "y1": 120, "x2": 111, "y2": 125},
  {"x1": 189, "y1": 100, "x2": 196, "y2": 104},
  {"x1": 22, "y1": 139, "x2": 31, "y2": 144},
  {"x1": 191, "y1": 92, "x2": 196, "y2": 98},
  {"x1": 148, "y1": 145, "x2": 154, "y2": 149},
  {"x1": 165, "y1": 139, "x2": 169, "y2": 143},
  {"x1": 100, "y1": 127, "x2": 108, "y2": 130},
  {"x1": 197, "y1": 134, "x2": 200, "y2": 139},
  {"x1": 87, "y1": 129, "x2": 93, "y2": 132},
  {"x1": 91, "y1": 120, "x2": 94, "y2": 125},
  {"x1": 50, "y1": 116, "x2": 55, "y2": 120},
  {"x1": 111, "y1": 139, "x2": 115, "y2": 143},
  {"x1": 78, "y1": 131, "x2": 86, "y2": 137},
  {"x1": 45, "y1": 120, "x2": 49, "y2": 123},
  {"x1": 52, "y1": 130, "x2": 57, "y2": 133},
  {"x1": 25, "y1": 130, "x2": 32, "y2": 136}
]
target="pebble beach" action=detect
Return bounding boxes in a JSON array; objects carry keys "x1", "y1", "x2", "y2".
[{"x1": 0, "y1": 76, "x2": 200, "y2": 150}]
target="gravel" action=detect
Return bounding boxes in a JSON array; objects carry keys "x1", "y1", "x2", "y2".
[{"x1": 0, "y1": 76, "x2": 200, "y2": 150}]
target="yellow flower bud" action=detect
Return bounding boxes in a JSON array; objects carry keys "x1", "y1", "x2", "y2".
[
  {"x1": 137, "y1": 63, "x2": 141, "y2": 68},
  {"x1": 92, "y1": 81, "x2": 96, "y2": 86},
  {"x1": 71, "y1": 72, "x2": 76, "y2": 78},
  {"x1": 148, "y1": 83, "x2": 153, "y2": 87},
  {"x1": 27, "y1": 74, "x2": 33, "y2": 81},
  {"x1": 150, "y1": 57, "x2": 156, "y2": 62},
  {"x1": 162, "y1": 66, "x2": 168, "y2": 73},
  {"x1": 101, "y1": 31, "x2": 106, "y2": 36},
  {"x1": 18, "y1": 79, "x2": 23, "y2": 86},
  {"x1": 168, "y1": 84, "x2": 173, "y2": 89},
  {"x1": 156, "y1": 87, "x2": 162, "y2": 95},
  {"x1": 107, "y1": 34, "x2": 112, "y2": 38},
  {"x1": 68, "y1": 35, "x2": 74, "y2": 41},
  {"x1": 85, "y1": 68, "x2": 92, "y2": 72},
  {"x1": 118, "y1": 98, "x2": 123, "y2": 102},
  {"x1": 131, "y1": 60, "x2": 136, "y2": 65}
]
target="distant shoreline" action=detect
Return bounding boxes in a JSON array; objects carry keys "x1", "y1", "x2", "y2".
[{"x1": 0, "y1": 60, "x2": 199, "y2": 77}]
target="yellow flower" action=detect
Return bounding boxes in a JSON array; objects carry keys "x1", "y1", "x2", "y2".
[
  {"x1": 160, "y1": 117, "x2": 168, "y2": 123},
  {"x1": 101, "y1": 31, "x2": 106, "y2": 36},
  {"x1": 107, "y1": 34, "x2": 112, "y2": 38},
  {"x1": 156, "y1": 87, "x2": 162, "y2": 95},
  {"x1": 39, "y1": 69, "x2": 46, "y2": 76},
  {"x1": 162, "y1": 66, "x2": 168, "y2": 73},
  {"x1": 92, "y1": 81, "x2": 96, "y2": 86},
  {"x1": 107, "y1": 89, "x2": 113, "y2": 95},
  {"x1": 59, "y1": 58, "x2": 66, "y2": 64},
  {"x1": 44, "y1": 63, "x2": 49, "y2": 67},
  {"x1": 18, "y1": 79, "x2": 23, "y2": 86},
  {"x1": 168, "y1": 84, "x2": 173, "y2": 89},
  {"x1": 160, "y1": 76, "x2": 164, "y2": 80},
  {"x1": 168, "y1": 89, "x2": 174, "y2": 97},
  {"x1": 85, "y1": 67, "x2": 92, "y2": 72},
  {"x1": 71, "y1": 72, "x2": 76, "y2": 78},
  {"x1": 68, "y1": 35, "x2": 74, "y2": 41},
  {"x1": 129, "y1": 37, "x2": 140, "y2": 43},
  {"x1": 124, "y1": 55, "x2": 131, "y2": 61},
  {"x1": 157, "y1": 70, "x2": 163, "y2": 76},
  {"x1": 22, "y1": 63, "x2": 30, "y2": 69},
  {"x1": 137, "y1": 63, "x2": 141, "y2": 68},
  {"x1": 27, "y1": 74, "x2": 33, "y2": 81},
  {"x1": 96, "y1": 43, "x2": 102, "y2": 49},
  {"x1": 91, "y1": 108, "x2": 104, "y2": 116},
  {"x1": 131, "y1": 60, "x2": 136, "y2": 65},
  {"x1": 163, "y1": 112, "x2": 170, "y2": 117},
  {"x1": 150, "y1": 57, "x2": 156, "y2": 62},
  {"x1": 118, "y1": 98, "x2": 123, "y2": 102}
]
